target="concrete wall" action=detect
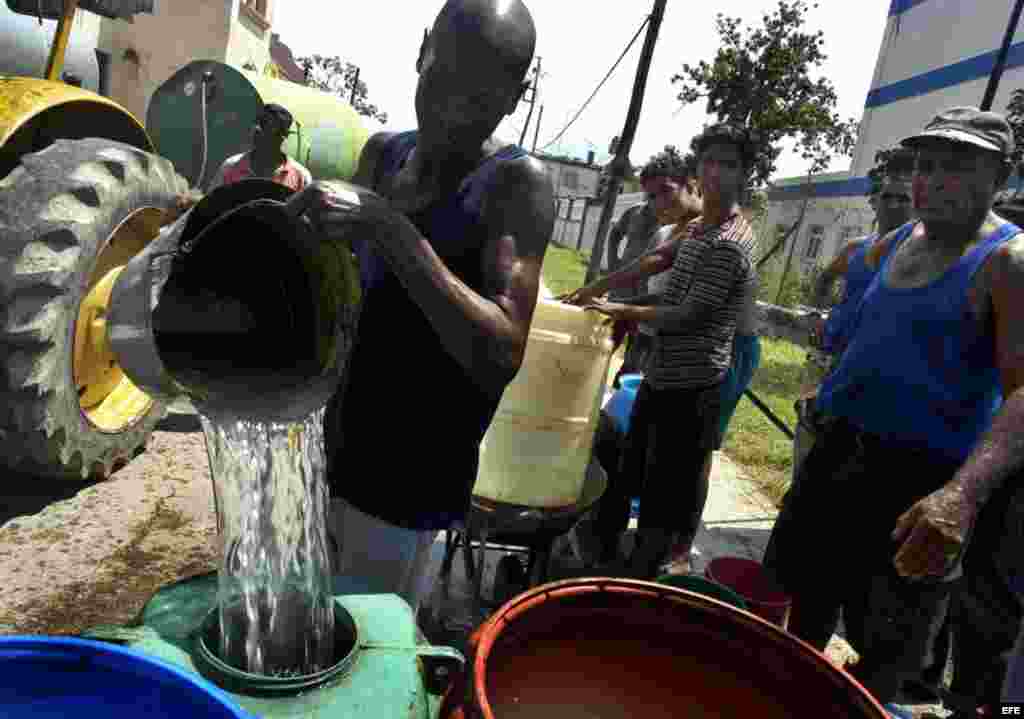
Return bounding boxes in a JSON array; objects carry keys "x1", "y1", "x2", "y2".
[
  {"x1": 226, "y1": 0, "x2": 275, "y2": 73},
  {"x1": 764, "y1": 190, "x2": 875, "y2": 272},
  {"x1": 852, "y1": 0, "x2": 1024, "y2": 176},
  {"x1": 97, "y1": 0, "x2": 274, "y2": 123},
  {"x1": 766, "y1": 0, "x2": 1024, "y2": 276}
]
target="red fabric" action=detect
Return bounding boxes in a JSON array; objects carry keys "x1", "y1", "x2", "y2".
[{"x1": 221, "y1": 153, "x2": 309, "y2": 191}]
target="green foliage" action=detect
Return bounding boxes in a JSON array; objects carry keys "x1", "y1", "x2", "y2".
[
  {"x1": 1006, "y1": 88, "x2": 1024, "y2": 178},
  {"x1": 298, "y1": 55, "x2": 388, "y2": 124},
  {"x1": 671, "y1": 0, "x2": 858, "y2": 190}
]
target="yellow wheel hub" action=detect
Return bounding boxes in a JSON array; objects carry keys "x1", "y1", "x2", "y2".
[{"x1": 73, "y1": 208, "x2": 165, "y2": 432}]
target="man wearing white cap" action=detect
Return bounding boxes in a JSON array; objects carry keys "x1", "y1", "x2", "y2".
[{"x1": 764, "y1": 107, "x2": 1024, "y2": 706}]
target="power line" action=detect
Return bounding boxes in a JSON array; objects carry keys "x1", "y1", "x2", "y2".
[{"x1": 539, "y1": 14, "x2": 651, "y2": 152}]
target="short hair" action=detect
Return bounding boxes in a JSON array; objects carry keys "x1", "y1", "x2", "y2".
[
  {"x1": 693, "y1": 123, "x2": 759, "y2": 171},
  {"x1": 260, "y1": 103, "x2": 294, "y2": 132},
  {"x1": 639, "y1": 152, "x2": 690, "y2": 184}
]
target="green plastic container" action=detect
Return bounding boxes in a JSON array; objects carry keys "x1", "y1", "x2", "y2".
[
  {"x1": 146, "y1": 60, "x2": 369, "y2": 189},
  {"x1": 82, "y1": 573, "x2": 462, "y2": 719},
  {"x1": 655, "y1": 574, "x2": 749, "y2": 611}
]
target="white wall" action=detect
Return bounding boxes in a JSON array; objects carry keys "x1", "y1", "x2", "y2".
[
  {"x1": 226, "y1": 0, "x2": 275, "y2": 73},
  {"x1": 851, "y1": 0, "x2": 1024, "y2": 176},
  {"x1": 765, "y1": 193, "x2": 875, "y2": 272}
]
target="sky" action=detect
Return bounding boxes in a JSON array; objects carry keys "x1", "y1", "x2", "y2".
[{"x1": 273, "y1": 0, "x2": 893, "y2": 183}]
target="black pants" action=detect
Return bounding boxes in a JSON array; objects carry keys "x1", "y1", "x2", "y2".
[
  {"x1": 763, "y1": 419, "x2": 959, "y2": 705},
  {"x1": 595, "y1": 380, "x2": 721, "y2": 557},
  {"x1": 946, "y1": 477, "x2": 1024, "y2": 712},
  {"x1": 613, "y1": 332, "x2": 654, "y2": 388}
]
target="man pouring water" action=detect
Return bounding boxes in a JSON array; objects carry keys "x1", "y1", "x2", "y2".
[{"x1": 302, "y1": 0, "x2": 554, "y2": 615}]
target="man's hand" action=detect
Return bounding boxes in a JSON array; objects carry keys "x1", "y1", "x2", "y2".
[
  {"x1": 891, "y1": 483, "x2": 973, "y2": 580},
  {"x1": 302, "y1": 182, "x2": 415, "y2": 248},
  {"x1": 558, "y1": 284, "x2": 606, "y2": 307},
  {"x1": 162, "y1": 190, "x2": 203, "y2": 226},
  {"x1": 582, "y1": 298, "x2": 636, "y2": 323}
]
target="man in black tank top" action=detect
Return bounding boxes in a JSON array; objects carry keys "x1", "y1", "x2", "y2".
[{"x1": 303, "y1": 0, "x2": 554, "y2": 616}]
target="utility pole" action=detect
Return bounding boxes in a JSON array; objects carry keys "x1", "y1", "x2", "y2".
[
  {"x1": 532, "y1": 104, "x2": 545, "y2": 153},
  {"x1": 349, "y1": 66, "x2": 361, "y2": 106},
  {"x1": 981, "y1": 0, "x2": 1024, "y2": 110},
  {"x1": 585, "y1": 0, "x2": 667, "y2": 283},
  {"x1": 520, "y1": 57, "x2": 542, "y2": 148}
]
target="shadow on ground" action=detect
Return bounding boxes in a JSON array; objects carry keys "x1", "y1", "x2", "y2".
[{"x1": 0, "y1": 474, "x2": 103, "y2": 526}]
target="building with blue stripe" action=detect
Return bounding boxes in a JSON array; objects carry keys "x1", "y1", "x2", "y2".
[{"x1": 766, "y1": 0, "x2": 1024, "y2": 269}]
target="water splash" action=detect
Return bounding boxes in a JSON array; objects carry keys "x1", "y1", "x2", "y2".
[{"x1": 199, "y1": 407, "x2": 335, "y2": 676}]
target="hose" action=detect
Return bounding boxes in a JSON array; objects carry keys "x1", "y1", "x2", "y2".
[{"x1": 195, "y1": 71, "x2": 213, "y2": 190}]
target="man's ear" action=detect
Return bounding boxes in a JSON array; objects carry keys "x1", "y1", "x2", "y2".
[{"x1": 416, "y1": 29, "x2": 429, "y2": 73}]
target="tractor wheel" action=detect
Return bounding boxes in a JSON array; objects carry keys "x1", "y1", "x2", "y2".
[{"x1": 0, "y1": 138, "x2": 189, "y2": 480}]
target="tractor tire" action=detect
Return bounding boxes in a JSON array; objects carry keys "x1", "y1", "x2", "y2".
[{"x1": 0, "y1": 138, "x2": 189, "y2": 480}]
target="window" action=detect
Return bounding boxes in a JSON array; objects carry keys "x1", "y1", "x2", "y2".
[
  {"x1": 563, "y1": 169, "x2": 579, "y2": 192},
  {"x1": 805, "y1": 225, "x2": 824, "y2": 260},
  {"x1": 240, "y1": 0, "x2": 271, "y2": 30},
  {"x1": 95, "y1": 50, "x2": 111, "y2": 97}
]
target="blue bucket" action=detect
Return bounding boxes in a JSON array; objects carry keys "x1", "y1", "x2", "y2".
[
  {"x1": 0, "y1": 636, "x2": 253, "y2": 718},
  {"x1": 605, "y1": 373, "x2": 643, "y2": 434}
]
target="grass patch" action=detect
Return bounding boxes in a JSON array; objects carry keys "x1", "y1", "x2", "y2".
[
  {"x1": 541, "y1": 243, "x2": 592, "y2": 297},
  {"x1": 721, "y1": 338, "x2": 805, "y2": 505}
]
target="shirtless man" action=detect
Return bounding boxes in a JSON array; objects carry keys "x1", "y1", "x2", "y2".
[
  {"x1": 303, "y1": 0, "x2": 553, "y2": 615},
  {"x1": 764, "y1": 107, "x2": 1024, "y2": 707}
]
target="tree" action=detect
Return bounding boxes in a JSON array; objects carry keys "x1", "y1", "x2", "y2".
[
  {"x1": 298, "y1": 55, "x2": 388, "y2": 125},
  {"x1": 671, "y1": 0, "x2": 858, "y2": 192},
  {"x1": 1005, "y1": 88, "x2": 1024, "y2": 190}
]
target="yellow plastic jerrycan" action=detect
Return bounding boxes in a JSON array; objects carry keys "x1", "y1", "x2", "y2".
[{"x1": 473, "y1": 283, "x2": 614, "y2": 508}]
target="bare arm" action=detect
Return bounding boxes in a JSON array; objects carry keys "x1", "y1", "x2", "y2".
[
  {"x1": 359, "y1": 156, "x2": 554, "y2": 399},
  {"x1": 892, "y1": 234, "x2": 1024, "y2": 578},
  {"x1": 625, "y1": 244, "x2": 744, "y2": 332},
  {"x1": 952, "y1": 237, "x2": 1024, "y2": 515},
  {"x1": 564, "y1": 226, "x2": 683, "y2": 303},
  {"x1": 810, "y1": 238, "x2": 864, "y2": 308}
]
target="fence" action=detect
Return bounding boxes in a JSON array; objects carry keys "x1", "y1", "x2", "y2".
[{"x1": 551, "y1": 192, "x2": 647, "y2": 268}]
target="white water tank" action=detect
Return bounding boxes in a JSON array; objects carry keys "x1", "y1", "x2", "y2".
[{"x1": 473, "y1": 286, "x2": 614, "y2": 508}]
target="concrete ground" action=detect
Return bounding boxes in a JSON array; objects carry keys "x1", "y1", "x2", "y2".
[{"x1": 0, "y1": 399, "x2": 947, "y2": 717}]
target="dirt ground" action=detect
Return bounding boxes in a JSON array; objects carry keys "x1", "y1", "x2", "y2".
[{"x1": 0, "y1": 405, "x2": 948, "y2": 718}]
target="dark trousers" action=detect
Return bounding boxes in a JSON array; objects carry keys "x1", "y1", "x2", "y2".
[
  {"x1": 764, "y1": 419, "x2": 959, "y2": 705},
  {"x1": 594, "y1": 380, "x2": 721, "y2": 558},
  {"x1": 946, "y1": 477, "x2": 1024, "y2": 712}
]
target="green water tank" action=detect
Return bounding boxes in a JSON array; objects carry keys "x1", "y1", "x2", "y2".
[{"x1": 146, "y1": 60, "x2": 369, "y2": 190}]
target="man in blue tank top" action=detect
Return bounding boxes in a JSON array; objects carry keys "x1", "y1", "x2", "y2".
[
  {"x1": 764, "y1": 107, "x2": 1024, "y2": 707},
  {"x1": 304, "y1": 0, "x2": 554, "y2": 617}
]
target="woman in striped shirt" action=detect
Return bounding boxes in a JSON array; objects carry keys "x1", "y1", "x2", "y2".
[{"x1": 565, "y1": 123, "x2": 760, "y2": 578}]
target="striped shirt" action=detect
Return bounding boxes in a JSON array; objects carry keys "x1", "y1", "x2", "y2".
[{"x1": 647, "y1": 213, "x2": 758, "y2": 390}]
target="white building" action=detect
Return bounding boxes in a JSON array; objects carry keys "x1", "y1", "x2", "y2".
[
  {"x1": 766, "y1": 0, "x2": 1024, "y2": 270},
  {"x1": 97, "y1": 0, "x2": 279, "y2": 122}
]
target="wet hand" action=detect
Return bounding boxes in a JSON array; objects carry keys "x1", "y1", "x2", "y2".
[
  {"x1": 891, "y1": 484, "x2": 972, "y2": 580},
  {"x1": 582, "y1": 299, "x2": 635, "y2": 322},
  {"x1": 558, "y1": 285, "x2": 603, "y2": 306},
  {"x1": 302, "y1": 182, "x2": 415, "y2": 246},
  {"x1": 162, "y1": 190, "x2": 203, "y2": 226}
]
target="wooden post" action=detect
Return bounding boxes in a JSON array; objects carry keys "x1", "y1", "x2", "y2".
[
  {"x1": 44, "y1": 0, "x2": 81, "y2": 82},
  {"x1": 532, "y1": 104, "x2": 545, "y2": 154},
  {"x1": 520, "y1": 57, "x2": 542, "y2": 148},
  {"x1": 981, "y1": 0, "x2": 1024, "y2": 111},
  {"x1": 585, "y1": 0, "x2": 667, "y2": 284}
]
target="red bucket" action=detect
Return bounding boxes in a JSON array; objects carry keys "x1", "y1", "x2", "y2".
[
  {"x1": 706, "y1": 556, "x2": 792, "y2": 628},
  {"x1": 440, "y1": 578, "x2": 887, "y2": 719}
]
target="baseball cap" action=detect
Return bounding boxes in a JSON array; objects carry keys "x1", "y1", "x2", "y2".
[{"x1": 900, "y1": 107, "x2": 1014, "y2": 158}]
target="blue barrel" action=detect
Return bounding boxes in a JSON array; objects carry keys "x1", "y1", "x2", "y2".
[{"x1": 0, "y1": 636, "x2": 253, "y2": 718}]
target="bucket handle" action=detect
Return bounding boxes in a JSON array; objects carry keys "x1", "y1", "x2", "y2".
[{"x1": 417, "y1": 646, "x2": 465, "y2": 696}]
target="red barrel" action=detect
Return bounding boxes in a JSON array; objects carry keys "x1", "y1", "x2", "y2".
[
  {"x1": 706, "y1": 556, "x2": 793, "y2": 628},
  {"x1": 440, "y1": 578, "x2": 887, "y2": 719}
]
